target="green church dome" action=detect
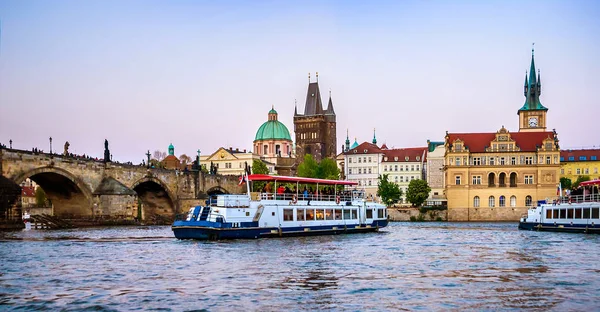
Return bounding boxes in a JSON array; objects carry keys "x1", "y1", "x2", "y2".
[{"x1": 255, "y1": 107, "x2": 292, "y2": 141}]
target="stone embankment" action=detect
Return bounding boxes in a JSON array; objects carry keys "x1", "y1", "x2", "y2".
[{"x1": 387, "y1": 207, "x2": 447, "y2": 221}]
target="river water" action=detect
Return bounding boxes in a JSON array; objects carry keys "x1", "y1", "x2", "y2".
[{"x1": 1, "y1": 222, "x2": 599, "y2": 311}]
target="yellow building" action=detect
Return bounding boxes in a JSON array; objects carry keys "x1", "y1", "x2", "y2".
[
  {"x1": 560, "y1": 149, "x2": 600, "y2": 183},
  {"x1": 445, "y1": 49, "x2": 560, "y2": 221}
]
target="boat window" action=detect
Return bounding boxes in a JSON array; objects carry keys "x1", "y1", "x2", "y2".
[
  {"x1": 546, "y1": 209, "x2": 552, "y2": 219},
  {"x1": 592, "y1": 207, "x2": 600, "y2": 219},
  {"x1": 575, "y1": 208, "x2": 582, "y2": 219},
  {"x1": 283, "y1": 209, "x2": 294, "y2": 221},
  {"x1": 583, "y1": 208, "x2": 590, "y2": 219},
  {"x1": 297, "y1": 209, "x2": 305, "y2": 221},
  {"x1": 567, "y1": 209, "x2": 574, "y2": 219},
  {"x1": 343, "y1": 209, "x2": 350, "y2": 220},
  {"x1": 553, "y1": 209, "x2": 558, "y2": 219},
  {"x1": 366, "y1": 209, "x2": 373, "y2": 219},
  {"x1": 325, "y1": 209, "x2": 333, "y2": 220},
  {"x1": 559, "y1": 209, "x2": 566, "y2": 219},
  {"x1": 315, "y1": 209, "x2": 325, "y2": 220},
  {"x1": 335, "y1": 209, "x2": 342, "y2": 220},
  {"x1": 378, "y1": 209, "x2": 385, "y2": 218},
  {"x1": 306, "y1": 209, "x2": 315, "y2": 221},
  {"x1": 351, "y1": 209, "x2": 357, "y2": 219}
]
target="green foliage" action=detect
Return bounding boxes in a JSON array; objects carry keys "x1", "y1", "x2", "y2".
[
  {"x1": 573, "y1": 175, "x2": 591, "y2": 189},
  {"x1": 297, "y1": 155, "x2": 340, "y2": 179},
  {"x1": 559, "y1": 177, "x2": 572, "y2": 190},
  {"x1": 377, "y1": 174, "x2": 402, "y2": 207},
  {"x1": 409, "y1": 214, "x2": 425, "y2": 222},
  {"x1": 406, "y1": 179, "x2": 431, "y2": 207},
  {"x1": 35, "y1": 187, "x2": 47, "y2": 207},
  {"x1": 252, "y1": 159, "x2": 270, "y2": 191},
  {"x1": 317, "y1": 158, "x2": 340, "y2": 180}
]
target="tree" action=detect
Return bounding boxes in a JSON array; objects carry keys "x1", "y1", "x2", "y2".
[
  {"x1": 317, "y1": 158, "x2": 340, "y2": 180},
  {"x1": 35, "y1": 187, "x2": 47, "y2": 207},
  {"x1": 573, "y1": 175, "x2": 591, "y2": 189},
  {"x1": 153, "y1": 150, "x2": 166, "y2": 162},
  {"x1": 179, "y1": 154, "x2": 192, "y2": 168},
  {"x1": 559, "y1": 177, "x2": 572, "y2": 191},
  {"x1": 252, "y1": 159, "x2": 269, "y2": 191},
  {"x1": 406, "y1": 179, "x2": 431, "y2": 207},
  {"x1": 377, "y1": 174, "x2": 402, "y2": 207},
  {"x1": 297, "y1": 154, "x2": 319, "y2": 178}
]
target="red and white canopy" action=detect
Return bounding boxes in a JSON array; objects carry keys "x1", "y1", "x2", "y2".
[
  {"x1": 579, "y1": 179, "x2": 600, "y2": 187},
  {"x1": 246, "y1": 174, "x2": 357, "y2": 186}
]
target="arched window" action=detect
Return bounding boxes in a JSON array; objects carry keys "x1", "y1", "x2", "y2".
[
  {"x1": 525, "y1": 195, "x2": 533, "y2": 207},
  {"x1": 488, "y1": 173, "x2": 496, "y2": 187},
  {"x1": 510, "y1": 196, "x2": 516, "y2": 207},
  {"x1": 499, "y1": 173, "x2": 506, "y2": 187},
  {"x1": 474, "y1": 196, "x2": 480, "y2": 208},
  {"x1": 510, "y1": 173, "x2": 517, "y2": 187},
  {"x1": 499, "y1": 195, "x2": 506, "y2": 207},
  {"x1": 489, "y1": 196, "x2": 495, "y2": 207},
  {"x1": 263, "y1": 145, "x2": 268, "y2": 155}
]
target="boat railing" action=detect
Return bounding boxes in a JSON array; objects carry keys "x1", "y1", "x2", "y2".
[
  {"x1": 553, "y1": 194, "x2": 600, "y2": 204},
  {"x1": 258, "y1": 192, "x2": 357, "y2": 202}
]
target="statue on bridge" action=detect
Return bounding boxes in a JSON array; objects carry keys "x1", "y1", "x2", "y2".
[
  {"x1": 104, "y1": 139, "x2": 111, "y2": 163},
  {"x1": 63, "y1": 141, "x2": 70, "y2": 156}
]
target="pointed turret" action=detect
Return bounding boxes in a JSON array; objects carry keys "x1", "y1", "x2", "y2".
[
  {"x1": 537, "y1": 70, "x2": 541, "y2": 95},
  {"x1": 303, "y1": 82, "x2": 324, "y2": 116},
  {"x1": 345, "y1": 129, "x2": 350, "y2": 152},
  {"x1": 372, "y1": 128, "x2": 377, "y2": 145},
  {"x1": 519, "y1": 46, "x2": 547, "y2": 112},
  {"x1": 325, "y1": 89, "x2": 335, "y2": 115},
  {"x1": 523, "y1": 72, "x2": 528, "y2": 96},
  {"x1": 294, "y1": 100, "x2": 298, "y2": 116}
]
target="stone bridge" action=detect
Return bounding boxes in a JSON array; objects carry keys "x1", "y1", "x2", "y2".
[{"x1": 0, "y1": 148, "x2": 244, "y2": 221}]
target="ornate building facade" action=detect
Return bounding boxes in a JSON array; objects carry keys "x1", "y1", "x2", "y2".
[
  {"x1": 294, "y1": 74, "x2": 337, "y2": 164},
  {"x1": 444, "y1": 49, "x2": 560, "y2": 221}
]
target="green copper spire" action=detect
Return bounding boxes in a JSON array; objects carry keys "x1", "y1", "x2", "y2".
[
  {"x1": 519, "y1": 46, "x2": 547, "y2": 113},
  {"x1": 168, "y1": 143, "x2": 175, "y2": 156},
  {"x1": 372, "y1": 128, "x2": 377, "y2": 145}
]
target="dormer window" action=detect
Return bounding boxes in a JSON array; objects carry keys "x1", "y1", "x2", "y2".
[
  {"x1": 394, "y1": 157, "x2": 398, "y2": 161},
  {"x1": 405, "y1": 156, "x2": 409, "y2": 161},
  {"x1": 384, "y1": 157, "x2": 388, "y2": 161},
  {"x1": 455, "y1": 143, "x2": 462, "y2": 152},
  {"x1": 416, "y1": 156, "x2": 420, "y2": 161},
  {"x1": 364, "y1": 149, "x2": 368, "y2": 154}
]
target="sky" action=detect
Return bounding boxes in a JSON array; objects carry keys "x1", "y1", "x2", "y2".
[{"x1": 1, "y1": 0, "x2": 599, "y2": 163}]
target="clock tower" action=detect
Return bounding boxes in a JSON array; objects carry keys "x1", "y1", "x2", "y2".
[{"x1": 518, "y1": 46, "x2": 548, "y2": 132}]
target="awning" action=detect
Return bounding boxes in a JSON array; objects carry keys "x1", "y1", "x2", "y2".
[
  {"x1": 246, "y1": 174, "x2": 357, "y2": 186},
  {"x1": 579, "y1": 179, "x2": 600, "y2": 187}
]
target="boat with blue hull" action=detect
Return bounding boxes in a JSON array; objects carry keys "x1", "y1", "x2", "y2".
[
  {"x1": 172, "y1": 174, "x2": 389, "y2": 240},
  {"x1": 519, "y1": 179, "x2": 600, "y2": 233}
]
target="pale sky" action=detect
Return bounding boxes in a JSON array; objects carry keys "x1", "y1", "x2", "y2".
[{"x1": 1, "y1": 0, "x2": 599, "y2": 163}]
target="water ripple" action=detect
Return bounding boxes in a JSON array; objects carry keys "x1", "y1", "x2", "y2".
[{"x1": 1, "y1": 223, "x2": 600, "y2": 310}]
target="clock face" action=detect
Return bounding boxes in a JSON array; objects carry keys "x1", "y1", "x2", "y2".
[{"x1": 528, "y1": 117, "x2": 538, "y2": 127}]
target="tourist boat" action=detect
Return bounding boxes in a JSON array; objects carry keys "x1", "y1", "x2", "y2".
[
  {"x1": 172, "y1": 174, "x2": 389, "y2": 240},
  {"x1": 519, "y1": 179, "x2": 600, "y2": 233}
]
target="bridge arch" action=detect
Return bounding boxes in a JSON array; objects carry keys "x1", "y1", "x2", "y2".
[
  {"x1": 131, "y1": 176, "x2": 177, "y2": 221},
  {"x1": 206, "y1": 186, "x2": 230, "y2": 196},
  {"x1": 12, "y1": 166, "x2": 94, "y2": 217}
]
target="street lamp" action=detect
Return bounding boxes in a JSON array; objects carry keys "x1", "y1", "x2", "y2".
[{"x1": 49, "y1": 137, "x2": 52, "y2": 154}]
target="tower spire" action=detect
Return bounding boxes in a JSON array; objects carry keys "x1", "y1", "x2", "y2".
[
  {"x1": 372, "y1": 128, "x2": 377, "y2": 145},
  {"x1": 523, "y1": 71, "x2": 528, "y2": 96},
  {"x1": 345, "y1": 129, "x2": 350, "y2": 152},
  {"x1": 518, "y1": 46, "x2": 547, "y2": 114}
]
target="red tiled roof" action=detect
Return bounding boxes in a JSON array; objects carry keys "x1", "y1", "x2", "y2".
[
  {"x1": 382, "y1": 147, "x2": 427, "y2": 162},
  {"x1": 446, "y1": 131, "x2": 554, "y2": 153},
  {"x1": 560, "y1": 149, "x2": 600, "y2": 162},
  {"x1": 345, "y1": 142, "x2": 382, "y2": 155},
  {"x1": 22, "y1": 186, "x2": 35, "y2": 197}
]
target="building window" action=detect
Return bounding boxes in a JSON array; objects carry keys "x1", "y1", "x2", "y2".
[
  {"x1": 456, "y1": 157, "x2": 461, "y2": 166},
  {"x1": 411, "y1": 165, "x2": 415, "y2": 171},
  {"x1": 474, "y1": 196, "x2": 480, "y2": 208},
  {"x1": 500, "y1": 157, "x2": 505, "y2": 165},
  {"x1": 525, "y1": 175, "x2": 534, "y2": 184},
  {"x1": 595, "y1": 168, "x2": 598, "y2": 174},
  {"x1": 489, "y1": 157, "x2": 495, "y2": 165},
  {"x1": 416, "y1": 165, "x2": 420, "y2": 171},
  {"x1": 358, "y1": 168, "x2": 362, "y2": 174},
  {"x1": 368, "y1": 180, "x2": 372, "y2": 186},
  {"x1": 358, "y1": 158, "x2": 361, "y2": 163},
  {"x1": 395, "y1": 176, "x2": 398, "y2": 182},
  {"x1": 560, "y1": 157, "x2": 564, "y2": 162},
  {"x1": 263, "y1": 145, "x2": 268, "y2": 155},
  {"x1": 499, "y1": 173, "x2": 506, "y2": 187},
  {"x1": 363, "y1": 157, "x2": 367, "y2": 163},
  {"x1": 510, "y1": 172, "x2": 517, "y2": 187},
  {"x1": 511, "y1": 157, "x2": 516, "y2": 165},
  {"x1": 455, "y1": 176, "x2": 461, "y2": 185},
  {"x1": 525, "y1": 156, "x2": 533, "y2": 165},
  {"x1": 579, "y1": 156, "x2": 587, "y2": 161},
  {"x1": 576, "y1": 168, "x2": 581, "y2": 175},
  {"x1": 400, "y1": 176, "x2": 404, "y2": 182},
  {"x1": 473, "y1": 157, "x2": 481, "y2": 166},
  {"x1": 489, "y1": 196, "x2": 495, "y2": 207},
  {"x1": 525, "y1": 195, "x2": 533, "y2": 206},
  {"x1": 395, "y1": 165, "x2": 398, "y2": 171},
  {"x1": 546, "y1": 156, "x2": 551, "y2": 164},
  {"x1": 368, "y1": 168, "x2": 372, "y2": 174},
  {"x1": 472, "y1": 175, "x2": 481, "y2": 185},
  {"x1": 368, "y1": 157, "x2": 372, "y2": 163},
  {"x1": 568, "y1": 156, "x2": 574, "y2": 161},
  {"x1": 499, "y1": 195, "x2": 506, "y2": 207},
  {"x1": 585, "y1": 168, "x2": 589, "y2": 174},
  {"x1": 384, "y1": 165, "x2": 387, "y2": 171},
  {"x1": 488, "y1": 172, "x2": 495, "y2": 187},
  {"x1": 348, "y1": 169, "x2": 352, "y2": 174},
  {"x1": 510, "y1": 196, "x2": 516, "y2": 207},
  {"x1": 560, "y1": 169, "x2": 564, "y2": 174},
  {"x1": 592, "y1": 156, "x2": 597, "y2": 161}
]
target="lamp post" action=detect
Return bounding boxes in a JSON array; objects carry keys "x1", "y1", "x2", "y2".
[{"x1": 49, "y1": 137, "x2": 52, "y2": 154}]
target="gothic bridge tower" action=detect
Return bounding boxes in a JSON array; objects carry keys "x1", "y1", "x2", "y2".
[{"x1": 294, "y1": 73, "x2": 337, "y2": 164}]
